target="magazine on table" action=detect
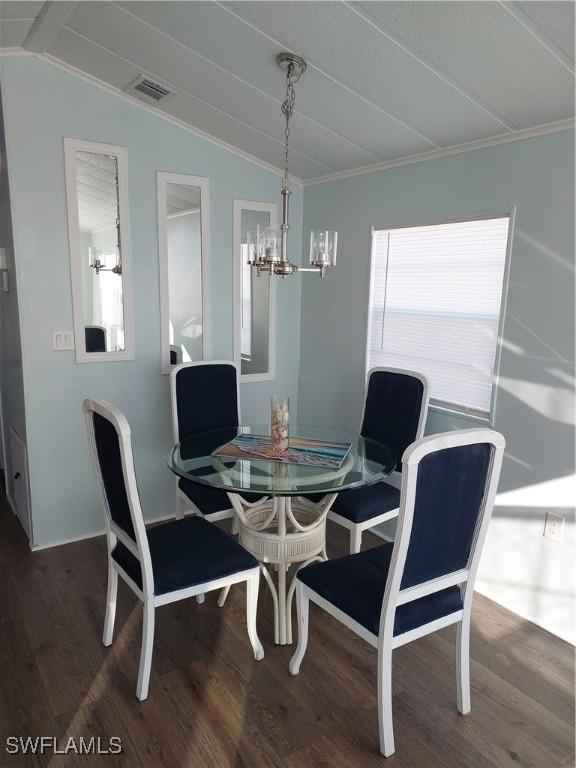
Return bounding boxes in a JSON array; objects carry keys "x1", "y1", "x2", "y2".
[{"x1": 212, "y1": 433, "x2": 352, "y2": 469}]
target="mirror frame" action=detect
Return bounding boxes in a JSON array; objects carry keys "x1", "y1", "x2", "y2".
[
  {"x1": 157, "y1": 172, "x2": 212, "y2": 374},
  {"x1": 64, "y1": 138, "x2": 134, "y2": 363},
  {"x1": 233, "y1": 200, "x2": 278, "y2": 382}
]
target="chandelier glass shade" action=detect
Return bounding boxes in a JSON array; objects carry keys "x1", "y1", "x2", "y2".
[{"x1": 246, "y1": 53, "x2": 338, "y2": 279}]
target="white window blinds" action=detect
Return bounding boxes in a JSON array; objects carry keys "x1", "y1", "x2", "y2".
[{"x1": 367, "y1": 216, "x2": 509, "y2": 416}]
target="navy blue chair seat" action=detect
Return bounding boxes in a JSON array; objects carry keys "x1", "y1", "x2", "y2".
[
  {"x1": 112, "y1": 516, "x2": 258, "y2": 596},
  {"x1": 178, "y1": 478, "x2": 261, "y2": 514},
  {"x1": 330, "y1": 481, "x2": 400, "y2": 524},
  {"x1": 298, "y1": 543, "x2": 463, "y2": 636}
]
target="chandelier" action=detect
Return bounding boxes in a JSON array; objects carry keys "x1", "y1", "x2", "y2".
[
  {"x1": 247, "y1": 53, "x2": 338, "y2": 278},
  {"x1": 89, "y1": 248, "x2": 122, "y2": 275}
]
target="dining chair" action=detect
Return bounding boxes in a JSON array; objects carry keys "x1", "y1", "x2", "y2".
[
  {"x1": 328, "y1": 366, "x2": 429, "y2": 553},
  {"x1": 170, "y1": 360, "x2": 259, "y2": 523},
  {"x1": 169, "y1": 345, "x2": 182, "y2": 365},
  {"x1": 84, "y1": 397, "x2": 264, "y2": 701},
  {"x1": 85, "y1": 325, "x2": 107, "y2": 353},
  {"x1": 290, "y1": 428, "x2": 505, "y2": 757}
]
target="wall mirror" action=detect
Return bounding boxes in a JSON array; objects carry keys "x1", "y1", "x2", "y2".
[
  {"x1": 65, "y1": 139, "x2": 134, "y2": 362},
  {"x1": 157, "y1": 172, "x2": 211, "y2": 373},
  {"x1": 233, "y1": 200, "x2": 277, "y2": 381}
]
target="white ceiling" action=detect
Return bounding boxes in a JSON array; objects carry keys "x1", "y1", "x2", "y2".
[{"x1": 1, "y1": 1, "x2": 574, "y2": 180}]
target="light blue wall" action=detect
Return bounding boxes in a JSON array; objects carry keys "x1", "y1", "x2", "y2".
[
  {"x1": 299, "y1": 130, "x2": 575, "y2": 642},
  {"x1": 1, "y1": 56, "x2": 302, "y2": 546}
]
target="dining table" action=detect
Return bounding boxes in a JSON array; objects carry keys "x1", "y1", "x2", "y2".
[{"x1": 169, "y1": 424, "x2": 396, "y2": 646}]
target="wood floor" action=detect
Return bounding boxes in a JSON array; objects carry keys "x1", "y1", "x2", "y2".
[{"x1": 0, "y1": 495, "x2": 573, "y2": 768}]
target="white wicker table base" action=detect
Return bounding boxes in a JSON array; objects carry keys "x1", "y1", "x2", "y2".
[{"x1": 228, "y1": 493, "x2": 338, "y2": 645}]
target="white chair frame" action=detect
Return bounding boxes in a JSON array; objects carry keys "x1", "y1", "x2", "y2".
[
  {"x1": 290, "y1": 428, "x2": 505, "y2": 757},
  {"x1": 327, "y1": 366, "x2": 430, "y2": 554},
  {"x1": 84, "y1": 398, "x2": 263, "y2": 701},
  {"x1": 169, "y1": 360, "x2": 242, "y2": 524}
]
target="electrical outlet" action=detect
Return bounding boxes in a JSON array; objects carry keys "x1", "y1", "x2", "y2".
[{"x1": 543, "y1": 511, "x2": 565, "y2": 543}]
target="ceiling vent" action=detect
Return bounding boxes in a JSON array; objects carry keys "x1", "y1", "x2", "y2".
[{"x1": 124, "y1": 75, "x2": 173, "y2": 105}]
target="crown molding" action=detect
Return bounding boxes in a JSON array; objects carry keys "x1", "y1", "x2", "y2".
[
  {"x1": 303, "y1": 119, "x2": 575, "y2": 186},
  {"x1": 0, "y1": 47, "x2": 303, "y2": 187},
  {"x1": 0, "y1": 47, "x2": 32, "y2": 56}
]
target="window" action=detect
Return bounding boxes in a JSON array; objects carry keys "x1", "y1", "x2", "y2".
[{"x1": 367, "y1": 216, "x2": 510, "y2": 417}]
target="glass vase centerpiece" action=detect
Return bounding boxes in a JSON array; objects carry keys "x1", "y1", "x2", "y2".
[{"x1": 271, "y1": 396, "x2": 289, "y2": 452}]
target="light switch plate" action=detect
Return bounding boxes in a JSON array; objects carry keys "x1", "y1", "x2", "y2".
[
  {"x1": 53, "y1": 331, "x2": 74, "y2": 351},
  {"x1": 544, "y1": 511, "x2": 565, "y2": 543}
]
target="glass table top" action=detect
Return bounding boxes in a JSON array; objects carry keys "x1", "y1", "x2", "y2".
[{"x1": 168, "y1": 424, "x2": 396, "y2": 496}]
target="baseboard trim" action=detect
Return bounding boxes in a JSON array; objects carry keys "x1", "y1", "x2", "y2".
[
  {"x1": 29, "y1": 512, "x2": 175, "y2": 551},
  {"x1": 5, "y1": 490, "x2": 17, "y2": 515}
]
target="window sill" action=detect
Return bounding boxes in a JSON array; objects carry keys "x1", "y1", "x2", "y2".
[
  {"x1": 240, "y1": 372, "x2": 276, "y2": 383},
  {"x1": 429, "y1": 402, "x2": 492, "y2": 425}
]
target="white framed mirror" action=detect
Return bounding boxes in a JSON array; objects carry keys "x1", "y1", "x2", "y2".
[
  {"x1": 157, "y1": 172, "x2": 211, "y2": 373},
  {"x1": 233, "y1": 200, "x2": 277, "y2": 381},
  {"x1": 64, "y1": 138, "x2": 134, "y2": 362}
]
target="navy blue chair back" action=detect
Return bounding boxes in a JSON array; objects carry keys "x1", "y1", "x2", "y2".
[
  {"x1": 401, "y1": 442, "x2": 493, "y2": 589},
  {"x1": 170, "y1": 345, "x2": 182, "y2": 365},
  {"x1": 85, "y1": 397, "x2": 161, "y2": 607},
  {"x1": 91, "y1": 410, "x2": 136, "y2": 541},
  {"x1": 85, "y1": 326, "x2": 106, "y2": 353},
  {"x1": 361, "y1": 369, "x2": 427, "y2": 471},
  {"x1": 174, "y1": 363, "x2": 239, "y2": 441}
]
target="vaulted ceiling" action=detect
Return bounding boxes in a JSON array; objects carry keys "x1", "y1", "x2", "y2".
[{"x1": 1, "y1": 1, "x2": 574, "y2": 181}]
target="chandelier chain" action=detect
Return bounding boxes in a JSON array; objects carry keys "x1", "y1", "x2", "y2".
[{"x1": 281, "y1": 62, "x2": 302, "y2": 187}]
